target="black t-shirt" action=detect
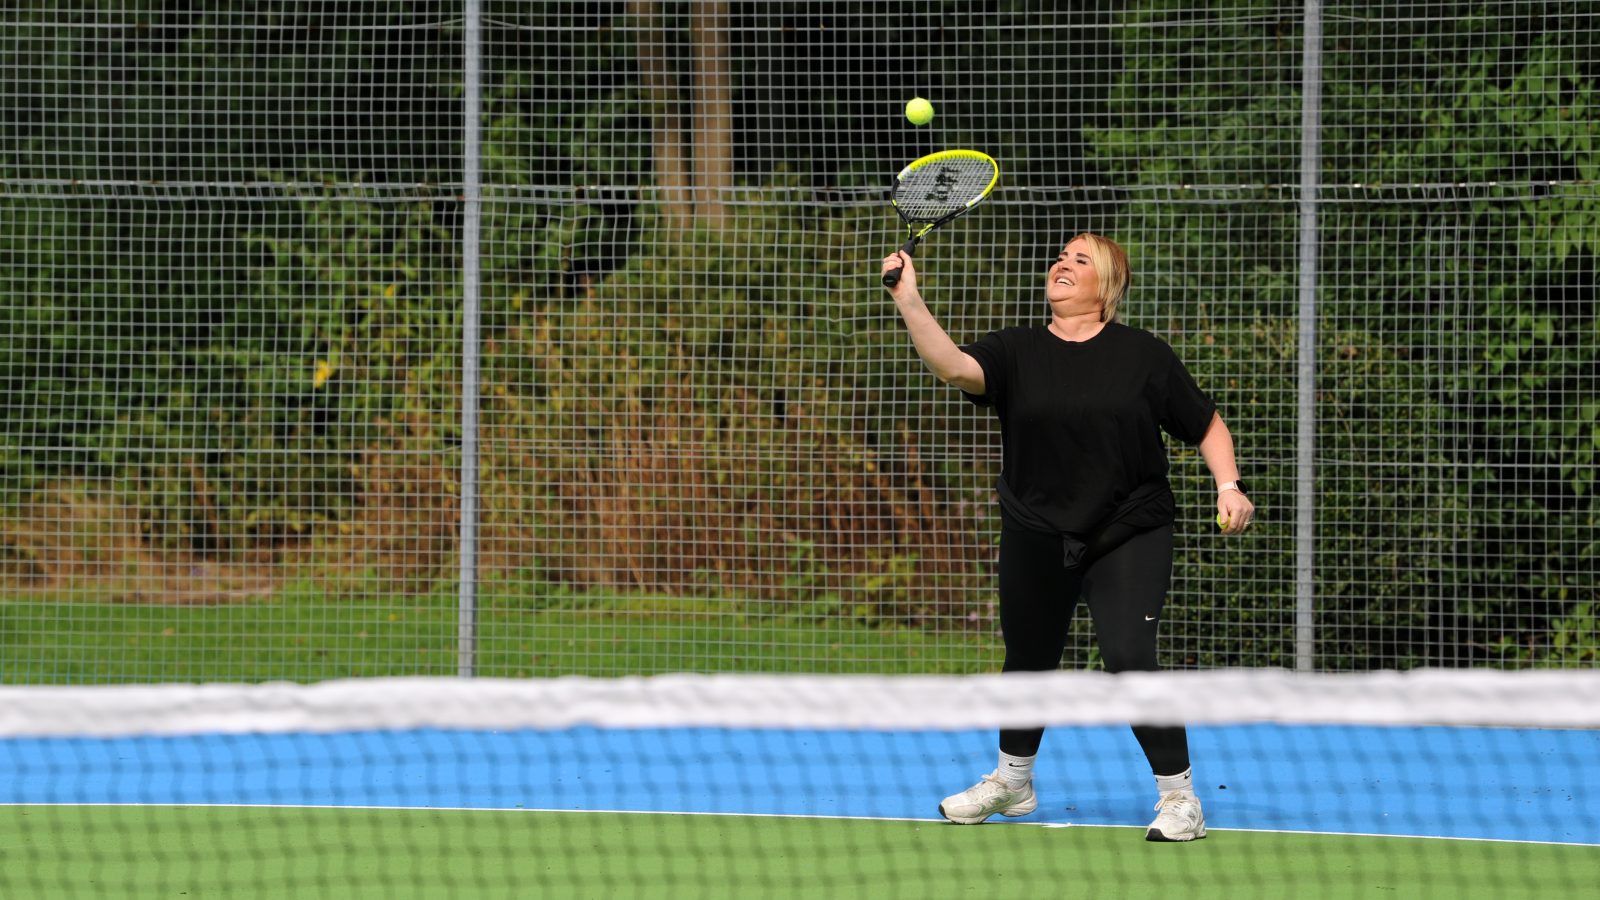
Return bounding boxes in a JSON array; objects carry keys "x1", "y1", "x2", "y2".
[{"x1": 961, "y1": 321, "x2": 1217, "y2": 536}]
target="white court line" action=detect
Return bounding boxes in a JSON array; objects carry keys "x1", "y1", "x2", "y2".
[{"x1": 8, "y1": 802, "x2": 1598, "y2": 849}]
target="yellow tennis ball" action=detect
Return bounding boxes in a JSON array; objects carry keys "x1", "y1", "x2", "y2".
[
  {"x1": 1216, "y1": 513, "x2": 1229, "y2": 529},
  {"x1": 905, "y1": 97, "x2": 934, "y2": 126}
]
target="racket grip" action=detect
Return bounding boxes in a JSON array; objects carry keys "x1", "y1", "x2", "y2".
[{"x1": 881, "y1": 238, "x2": 919, "y2": 288}]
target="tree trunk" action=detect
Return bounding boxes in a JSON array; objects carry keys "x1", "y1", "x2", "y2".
[
  {"x1": 689, "y1": 0, "x2": 733, "y2": 227},
  {"x1": 630, "y1": 0, "x2": 692, "y2": 231}
]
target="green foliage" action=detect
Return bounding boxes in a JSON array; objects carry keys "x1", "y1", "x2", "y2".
[
  {"x1": 1, "y1": 3, "x2": 1594, "y2": 671},
  {"x1": 473, "y1": 199, "x2": 995, "y2": 627},
  {"x1": 1082, "y1": 1, "x2": 1599, "y2": 668},
  {"x1": 1, "y1": 3, "x2": 459, "y2": 185},
  {"x1": 1541, "y1": 601, "x2": 1600, "y2": 665}
]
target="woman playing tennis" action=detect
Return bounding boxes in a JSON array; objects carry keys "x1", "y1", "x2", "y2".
[{"x1": 881, "y1": 232, "x2": 1255, "y2": 842}]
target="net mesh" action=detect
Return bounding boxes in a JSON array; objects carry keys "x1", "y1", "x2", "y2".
[{"x1": 2, "y1": 671, "x2": 1597, "y2": 896}]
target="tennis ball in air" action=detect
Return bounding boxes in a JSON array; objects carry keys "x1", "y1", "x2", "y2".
[{"x1": 905, "y1": 97, "x2": 934, "y2": 126}]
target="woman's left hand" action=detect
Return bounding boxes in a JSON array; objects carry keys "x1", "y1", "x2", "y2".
[{"x1": 1216, "y1": 490, "x2": 1256, "y2": 535}]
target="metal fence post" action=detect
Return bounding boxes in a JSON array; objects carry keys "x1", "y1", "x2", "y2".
[
  {"x1": 1295, "y1": 0, "x2": 1324, "y2": 672},
  {"x1": 458, "y1": 0, "x2": 483, "y2": 678}
]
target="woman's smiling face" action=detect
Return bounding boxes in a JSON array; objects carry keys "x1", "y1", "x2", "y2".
[{"x1": 1046, "y1": 237, "x2": 1102, "y2": 313}]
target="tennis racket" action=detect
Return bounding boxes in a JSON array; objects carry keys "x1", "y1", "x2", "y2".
[{"x1": 881, "y1": 149, "x2": 1000, "y2": 288}]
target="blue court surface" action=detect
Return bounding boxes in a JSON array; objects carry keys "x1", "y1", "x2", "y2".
[{"x1": 4, "y1": 723, "x2": 1595, "y2": 846}]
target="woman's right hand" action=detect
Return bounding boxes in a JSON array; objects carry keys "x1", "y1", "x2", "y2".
[{"x1": 881, "y1": 251, "x2": 918, "y2": 299}]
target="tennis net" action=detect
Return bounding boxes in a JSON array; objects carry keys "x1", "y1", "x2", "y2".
[{"x1": 3, "y1": 669, "x2": 1597, "y2": 897}]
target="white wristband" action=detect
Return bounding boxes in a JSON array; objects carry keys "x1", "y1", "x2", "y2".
[{"x1": 1218, "y1": 481, "x2": 1242, "y2": 494}]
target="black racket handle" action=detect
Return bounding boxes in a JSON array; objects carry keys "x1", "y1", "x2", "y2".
[{"x1": 881, "y1": 236, "x2": 921, "y2": 288}]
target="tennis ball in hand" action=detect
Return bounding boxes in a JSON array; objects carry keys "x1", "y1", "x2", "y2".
[
  {"x1": 905, "y1": 97, "x2": 935, "y2": 126},
  {"x1": 1216, "y1": 513, "x2": 1230, "y2": 529}
]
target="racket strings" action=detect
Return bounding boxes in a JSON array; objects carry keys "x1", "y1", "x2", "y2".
[{"x1": 894, "y1": 158, "x2": 996, "y2": 222}]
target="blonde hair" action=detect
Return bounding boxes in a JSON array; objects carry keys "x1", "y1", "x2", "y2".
[{"x1": 1069, "y1": 232, "x2": 1130, "y2": 322}]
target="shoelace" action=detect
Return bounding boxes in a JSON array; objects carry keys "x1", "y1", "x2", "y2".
[
  {"x1": 1153, "y1": 791, "x2": 1196, "y2": 814},
  {"x1": 976, "y1": 772, "x2": 1028, "y2": 798}
]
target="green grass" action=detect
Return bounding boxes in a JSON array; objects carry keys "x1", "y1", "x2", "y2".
[
  {"x1": 1, "y1": 584, "x2": 1003, "y2": 683},
  {"x1": 8, "y1": 588, "x2": 1598, "y2": 898},
  {"x1": 6, "y1": 805, "x2": 1596, "y2": 899}
]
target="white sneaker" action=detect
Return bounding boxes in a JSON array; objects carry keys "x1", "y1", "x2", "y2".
[
  {"x1": 1145, "y1": 791, "x2": 1206, "y2": 842},
  {"x1": 938, "y1": 771, "x2": 1038, "y2": 824}
]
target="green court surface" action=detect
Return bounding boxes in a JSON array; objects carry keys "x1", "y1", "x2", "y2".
[{"x1": 6, "y1": 805, "x2": 1597, "y2": 899}]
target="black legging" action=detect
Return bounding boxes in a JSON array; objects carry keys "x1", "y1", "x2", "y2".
[{"x1": 997, "y1": 521, "x2": 1190, "y2": 776}]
